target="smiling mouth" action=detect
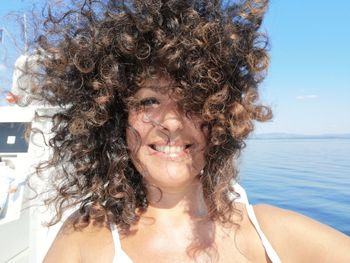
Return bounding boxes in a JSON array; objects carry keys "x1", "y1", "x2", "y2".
[{"x1": 149, "y1": 144, "x2": 192, "y2": 154}]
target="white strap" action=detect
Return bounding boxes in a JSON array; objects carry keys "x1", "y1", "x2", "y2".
[
  {"x1": 233, "y1": 183, "x2": 249, "y2": 204},
  {"x1": 110, "y1": 223, "x2": 123, "y2": 254},
  {"x1": 246, "y1": 205, "x2": 282, "y2": 263},
  {"x1": 110, "y1": 224, "x2": 134, "y2": 263}
]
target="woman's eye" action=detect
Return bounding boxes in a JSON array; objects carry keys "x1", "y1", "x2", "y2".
[{"x1": 138, "y1": 97, "x2": 160, "y2": 108}]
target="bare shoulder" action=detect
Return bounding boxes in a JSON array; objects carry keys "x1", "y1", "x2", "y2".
[
  {"x1": 253, "y1": 204, "x2": 350, "y2": 263},
  {"x1": 43, "y1": 211, "x2": 114, "y2": 263}
]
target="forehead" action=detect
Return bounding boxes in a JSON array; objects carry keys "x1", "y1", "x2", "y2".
[{"x1": 134, "y1": 76, "x2": 178, "y2": 98}]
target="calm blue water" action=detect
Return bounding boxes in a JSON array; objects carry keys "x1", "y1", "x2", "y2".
[{"x1": 239, "y1": 138, "x2": 350, "y2": 236}]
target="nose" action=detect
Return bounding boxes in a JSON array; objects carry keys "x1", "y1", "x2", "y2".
[{"x1": 158, "y1": 101, "x2": 184, "y2": 132}]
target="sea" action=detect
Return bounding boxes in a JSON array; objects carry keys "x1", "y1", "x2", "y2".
[{"x1": 239, "y1": 137, "x2": 350, "y2": 236}]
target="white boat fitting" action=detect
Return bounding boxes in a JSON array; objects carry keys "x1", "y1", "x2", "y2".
[
  {"x1": 0, "y1": 106, "x2": 73, "y2": 263},
  {"x1": 0, "y1": 55, "x2": 70, "y2": 263}
]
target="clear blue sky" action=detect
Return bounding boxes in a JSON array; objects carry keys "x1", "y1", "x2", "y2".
[{"x1": 1, "y1": 0, "x2": 349, "y2": 135}]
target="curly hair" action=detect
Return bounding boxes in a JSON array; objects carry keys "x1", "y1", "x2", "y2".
[{"x1": 28, "y1": 0, "x2": 271, "y2": 233}]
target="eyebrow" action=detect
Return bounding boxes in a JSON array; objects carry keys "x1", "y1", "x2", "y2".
[
  {"x1": 143, "y1": 84, "x2": 171, "y2": 93},
  {"x1": 141, "y1": 78, "x2": 176, "y2": 92}
]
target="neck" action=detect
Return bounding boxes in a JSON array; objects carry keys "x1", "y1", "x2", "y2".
[{"x1": 143, "y1": 179, "x2": 208, "y2": 225}]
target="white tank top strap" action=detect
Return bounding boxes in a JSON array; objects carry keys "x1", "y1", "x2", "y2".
[
  {"x1": 233, "y1": 183, "x2": 282, "y2": 263},
  {"x1": 246, "y1": 204, "x2": 282, "y2": 263},
  {"x1": 233, "y1": 182, "x2": 249, "y2": 204},
  {"x1": 110, "y1": 223, "x2": 134, "y2": 263}
]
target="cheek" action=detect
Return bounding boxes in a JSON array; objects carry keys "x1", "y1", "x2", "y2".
[
  {"x1": 126, "y1": 127, "x2": 136, "y2": 154},
  {"x1": 193, "y1": 121, "x2": 208, "y2": 146},
  {"x1": 126, "y1": 113, "x2": 150, "y2": 153},
  {"x1": 126, "y1": 114, "x2": 140, "y2": 153},
  {"x1": 201, "y1": 125, "x2": 209, "y2": 141}
]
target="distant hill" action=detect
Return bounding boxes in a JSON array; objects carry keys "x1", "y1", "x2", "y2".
[{"x1": 250, "y1": 133, "x2": 350, "y2": 140}]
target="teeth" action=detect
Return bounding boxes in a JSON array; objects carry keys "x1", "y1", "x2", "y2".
[{"x1": 154, "y1": 145, "x2": 186, "y2": 154}]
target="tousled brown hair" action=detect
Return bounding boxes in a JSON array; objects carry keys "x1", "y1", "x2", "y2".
[{"x1": 26, "y1": 0, "x2": 271, "y2": 233}]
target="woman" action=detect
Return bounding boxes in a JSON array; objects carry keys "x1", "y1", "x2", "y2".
[{"x1": 26, "y1": 0, "x2": 350, "y2": 262}]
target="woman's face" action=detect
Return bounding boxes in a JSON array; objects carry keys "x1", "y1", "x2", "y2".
[{"x1": 126, "y1": 78, "x2": 208, "y2": 192}]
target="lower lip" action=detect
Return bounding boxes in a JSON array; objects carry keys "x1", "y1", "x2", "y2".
[{"x1": 148, "y1": 146, "x2": 191, "y2": 160}]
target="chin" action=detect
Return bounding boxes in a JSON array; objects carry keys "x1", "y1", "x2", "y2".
[{"x1": 143, "y1": 164, "x2": 202, "y2": 190}]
